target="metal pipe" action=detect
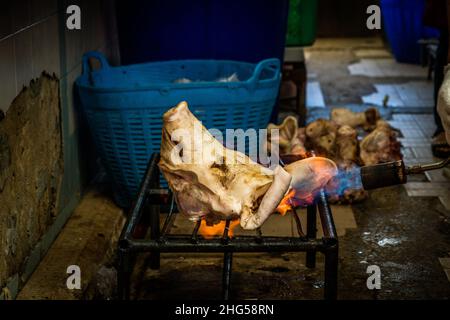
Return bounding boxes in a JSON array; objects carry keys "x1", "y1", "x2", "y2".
[
  {"x1": 149, "y1": 200, "x2": 161, "y2": 269},
  {"x1": 117, "y1": 249, "x2": 132, "y2": 300},
  {"x1": 121, "y1": 154, "x2": 159, "y2": 241},
  {"x1": 361, "y1": 158, "x2": 450, "y2": 190},
  {"x1": 405, "y1": 157, "x2": 450, "y2": 174},
  {"x1": 306, "y1": 204, "x2": 317, "y2": 268},
  {"x1": 292, "y1": 210, "x2": 305, "y2": 238},
  {"x1": 126, "y1": 237, "x2": 329, "y2": 253},
  {"x1": 255, "y1": 227, "x2": 263, "y2": 243},
  {"x1": 360, "y1": 160, "x2": 406, "y2": 190},
  {"x1": 222, "y1": 252, "x2": 233, "y2": 300},
  {"x1": 191, "y1": 220, "x2": 202, "y2": 244},
  {"x1": 160, "y1": 195, "x2": 175, "y2": 237},
  {"x1": 324, "y1": 245, "x2": 338, "y2": 300},
  {"x1": 317, "y1": 190, "x2": 338, "y2": 242},
  {"x1": 222, "y1": 219, "x2": 231, "y2": 245}
]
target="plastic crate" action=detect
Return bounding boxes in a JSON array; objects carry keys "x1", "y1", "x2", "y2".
[{"x1": 76, "y1": 51, "x2": 281, "y2": 207}]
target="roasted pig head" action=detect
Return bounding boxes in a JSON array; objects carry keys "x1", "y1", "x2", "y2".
[
  {"x1": 360, "y1": 120, "x2": 402, "y2": 165},
  {"x1": 267, "y1": 116, "x2": 306, "y2": 156},
  {"x1": 331, "y1": 107, "x2": 380, "y2": 131},
  {"x1": 158, "y1": 102, "x2": 337, "y2": 230},
  {"x1": 159, "y1": 101, "x2": 291, "y2": 230},
  {"x1": 305, "y1": 119, "x2": 338, "y2": 157},
  {"x1": 336, "y1": 125, "x2": 359, "y2": 168}
]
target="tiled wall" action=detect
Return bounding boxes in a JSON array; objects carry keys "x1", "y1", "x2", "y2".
[
  {"x1": 0, "y1": 0, "x2": 120, "y2": 298},
  {"x1": 1, "y1": 0, "x2": 119, "y2": 111},
  {"x1": 1, "y1": 0, "x2": 120, "y2": 203}
]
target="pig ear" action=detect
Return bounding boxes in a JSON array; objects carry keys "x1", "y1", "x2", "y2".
[
  {"x1": 283, "y1": 116, "x2": 299, "y2": 138},
  {"x1": 164, "y1": 101, "x2": 190, "y2": 122},
  {"x1": 240, "y1": 166, "x2": 291, "y2": 230},
  {"x1": 268, "y1": 115, "x2": 298, "y2": 140}
]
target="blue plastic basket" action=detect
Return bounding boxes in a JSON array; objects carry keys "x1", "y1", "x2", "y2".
[{"x1": 76, "y1": 51, "x2": 281, "y2": 207}]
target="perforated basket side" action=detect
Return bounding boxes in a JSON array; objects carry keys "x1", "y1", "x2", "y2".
[{"x1": 77, "y1": 54, "x2": 281, "y2": 207}]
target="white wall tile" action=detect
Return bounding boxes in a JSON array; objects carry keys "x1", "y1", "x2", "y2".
[
  {"x1": 0, "y1": 3, "x2": 13, "y2": 40},
  {"x1": 11, "y1": 0, "x2": 31, "y2": 33},
  {"x1": 31, "y1": 0, "x2": 58, "y2": 23},
  {"x1": 65, "y1": 29, "x2": 83, "y2": 74},
  {"x1": 31, "y1": 15, "x2": 60, "y2": 78},
  {"x1": 82, "y1": 0, "x2": 107, "y2": 54},
  {"x1": 65, "y1": 0, "x2": 117, "y2": 74},
  {"x1": 0, "y1": 38, "x2": 16, "y2": 113},
  {"x1": 14, "y1": 29, "x2": 33, "y2": 93},
  {"x1": 65, "y1": 64, "x2": 82, "y2": 135},
  {"x1": 64, "y1": 0, "x2": 83, "y2": 73}
]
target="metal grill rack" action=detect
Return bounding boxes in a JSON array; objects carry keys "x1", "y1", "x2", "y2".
[{"x1": 117, "y1": 153, "x2": 339, "y2": 300}]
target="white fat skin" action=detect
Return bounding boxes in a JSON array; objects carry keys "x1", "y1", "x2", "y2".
[
  {"x1": 285, "y1": 157, "x2": 337, "y2": 190},
  {"x1": 166, "y1": 101, "x2": 188, "y2": 122},
  {"x1": 240, "y1": 166, "x2": 292, "y2": 230},
  {"x1": 160, "y1": 101, "x2": 278, "y2": 228}
]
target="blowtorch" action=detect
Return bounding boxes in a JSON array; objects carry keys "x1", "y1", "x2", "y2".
[{"x1": 360, "y1": 158, "x2": 450, "y2": 190}]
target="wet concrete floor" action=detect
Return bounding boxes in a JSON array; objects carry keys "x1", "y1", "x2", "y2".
[
  {"x1": 130, "y1": 184, "x2": 450, "y2": 300},
  {"x1": 339, "y1": 185, "x2": 450, "y2": 299}
]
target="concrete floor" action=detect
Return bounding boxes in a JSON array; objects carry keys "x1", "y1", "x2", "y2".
[
  {"x1": 17, "y1": 186, "x2": 125, "y2": 300},
  {"x1": 339, "y1": 185, "x2": 450, "y2": 299},
  {"x1": 305, "y1": 38, "x2": 433, "y2": 112}
]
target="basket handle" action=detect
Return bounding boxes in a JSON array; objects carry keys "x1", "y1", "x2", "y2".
[
  {"x1": 247, "y1": 58, "x2": 281, "y2": 89},
  {"x1": 82, "y1": 51, "x2": 110, "y2": 76}
]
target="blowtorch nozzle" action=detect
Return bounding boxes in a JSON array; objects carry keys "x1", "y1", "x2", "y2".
[
  {"x1": 360, "y1": 158, "x2": 450, "y2": 190},
  {"x1": 360, "y1": 160, "x2": 407, "y2": 190}
]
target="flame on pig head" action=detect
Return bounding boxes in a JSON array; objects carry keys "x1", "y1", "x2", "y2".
[
  {"x1": 276, "y1": 156, "x2": 338, "y2": 215},
  {"x1": 276, "y1": 156, "x2": 365, "y2": 214},
  {"x1": 325, "y1": 165, "x2": 364, "y2": 200}
]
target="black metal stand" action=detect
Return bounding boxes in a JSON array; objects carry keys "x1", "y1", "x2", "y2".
[
  {"x1": 306, "y1": 205, "x2": 317, "y2": 268},
  {"x1": 222, "y1": 252, "x2": 233, "y2": 300},
  {"x1": 117, "y1": 153, "x2": 339, "y2": 300}
]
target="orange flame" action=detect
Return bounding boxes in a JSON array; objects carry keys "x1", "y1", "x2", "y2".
[
  {"x1": 276, "y1": 155, "x2": 336, "y2": 214},
  {"x1": 199, "y1": 219, "x2": 240, "y2": 239},
  {"x1": 276, "y1": 189, "x2": 296, "y2": 216},
  {"x1": 276, "y1": 188, "x2": 316, "y2": 215}
]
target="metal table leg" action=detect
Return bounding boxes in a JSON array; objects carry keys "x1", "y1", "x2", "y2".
[
  {"x1": 324, "y1": 245, "x2": 338, "y2": 300},
  {"x1": 222, "y1": 252, "x2": 233, "y2": 300},
  {"x1": 306, "y1": 204, "x2": 317, "y2": 268},
  {"x1": 117, "y1": 247, "x2": 132, "y2": 300},
  {"x1": 149, "y1": 201, "x2": 160, "y2": 270}
]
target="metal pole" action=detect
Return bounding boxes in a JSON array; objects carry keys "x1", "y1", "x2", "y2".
[
  {"x1": 222, "y1": 252, "x2": 233, "y2": 300},
  {"x1": 324, "y1": 245, "x2": 338, "y2": 300},
  {"x1": 117, "y1": 247, "x2": 132, "y2": 300},
  {"x1": 317, "y1": 190, "x2": 337, "y2": 241},
  {"x1": 149, "y1": 201, "x2": 160, "y2": 270},
  {"x1": 306, "y1": 205, "x2": 317, "y2": 268}
]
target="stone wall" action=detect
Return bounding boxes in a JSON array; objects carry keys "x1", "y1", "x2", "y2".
[
  {"x1": 0, "y1": 0, "x2": 120, "y2": 298},
  {"x1": 0, "y1": 74, "x2": 62, "y2": 292}
]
